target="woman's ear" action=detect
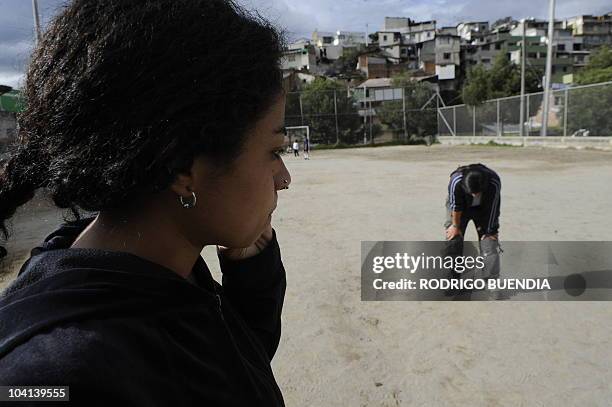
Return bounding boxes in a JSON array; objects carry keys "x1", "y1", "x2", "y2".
[{"x1": 170, "y1": 172, "x2": 194, "y2": 196}]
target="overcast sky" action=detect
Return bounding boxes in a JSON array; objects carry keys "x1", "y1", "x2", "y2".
[{"x1": 1, "y1": 0, "x2": 610, "y2": 88}]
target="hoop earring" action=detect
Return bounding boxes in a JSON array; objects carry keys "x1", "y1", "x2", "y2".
[{"x1": 180, "y1": 191, "x2": 197, "y2": 209}]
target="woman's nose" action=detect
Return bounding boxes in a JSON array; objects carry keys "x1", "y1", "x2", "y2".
[{"x1": 274, "y1": 160, "x2": 291, "y2": 190}]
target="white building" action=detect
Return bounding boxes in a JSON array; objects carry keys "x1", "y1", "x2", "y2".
[
  {"x1": 380, "y1": 17, "x2": 436, "y2": 44},
  {"x1": 457, "y1": 21, "x2": 490, "y2": 42},
  {"x1": 334, "y1": 31, "x2": 367, "y2": 46},
  {"x1": 377, "y1": 31, "x2": 402, "y2": 47},
  {"x1": 312, "y1": 30, "x2": 335, "y2": 47},
  {"x1": 312, "y1": 29, "x2": 366, "y2": 61},
  {"x1": 434, "y1": 35, "x2": 460, "y2": 80},
  {"x1": 565, "y1": 13, "x2": 612, "y2": 49},
  {"x1": 281, "y1": 40, "x2": 316, "y2": 71},
  {"x1": 510, "y1": 18, "x2": 564, "y2": 38}
]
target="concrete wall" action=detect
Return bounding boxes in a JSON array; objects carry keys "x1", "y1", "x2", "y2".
[{"x1": 438, "y1": 135, "x2": 612, "y2": 150}]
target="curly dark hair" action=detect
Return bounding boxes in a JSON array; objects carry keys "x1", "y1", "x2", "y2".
[{"x1": 0, "y1": 0, "x2": 286, "y2": 240}]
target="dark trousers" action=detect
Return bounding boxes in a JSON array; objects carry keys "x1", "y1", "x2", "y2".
[
  {"x1": 444, "y1": 197, "x2": 498, "y2": 240},
  {"x1": 443, "y1": 197, "x2": 501, "y2": 280}
]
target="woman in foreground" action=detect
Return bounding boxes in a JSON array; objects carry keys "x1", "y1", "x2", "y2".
[{"x1": 0, "y1": 0, "x2": 290, "y2": 405}]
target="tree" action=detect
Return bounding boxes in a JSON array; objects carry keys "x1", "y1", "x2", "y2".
[
  {"x1": 564, "y1": 85, "x2": 612, "y2": 136},
  {"x1": 377, "y1": 74, "x2": 437, "y2": 140},
  {"x1": 560, "y1": 46, "x2": 612, "y2": 136},
  {"x1": 575, "y1": 45, "x2": 612, "y2": 85},
  {"x1": 461, "y1": 64, "x2": 489, "y2": 106},
  {"x1": 461, "y1": 53, "x2": 541, "y2": 106},
  {"x1": 286, "y1": 77, "x2": 362, "y2": 145}
]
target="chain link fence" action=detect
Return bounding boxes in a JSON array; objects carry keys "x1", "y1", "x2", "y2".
[
  {"x1": 285, "y1": 85, "x2": 439, "y2": 147},
  {"x1": 438, "y1": 81, "x2": 612, "y2": 138}
]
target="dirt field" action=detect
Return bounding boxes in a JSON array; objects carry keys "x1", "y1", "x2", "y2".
[{"x1": 2, "y1": 145, "x2": 612, "y2": 406}]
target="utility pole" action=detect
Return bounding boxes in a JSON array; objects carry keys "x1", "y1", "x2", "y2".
[
  {"x1": 365, "y1": 23, "x2": 369, "y2": 47},
  {"x1": 519, "y1": 20, "x2": 526, "y2": 138},
  {"x1": 32, "y1": 0, "x2": 42, "y2": 44},
  {"x1": 363, "y1": 85, "x2": 367, "y2": 144},
  {"x1": 541, "y1": 0, "x2": 555, "y2": 137}
]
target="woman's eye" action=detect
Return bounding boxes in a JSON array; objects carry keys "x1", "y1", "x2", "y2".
[{"x1": 272, "y1": 149, "x2": 284, "y2": 159}]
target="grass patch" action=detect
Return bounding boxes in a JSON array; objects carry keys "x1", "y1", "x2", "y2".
[{"x1": 470, "y1": 140, "x2": 522, "y2": 148}]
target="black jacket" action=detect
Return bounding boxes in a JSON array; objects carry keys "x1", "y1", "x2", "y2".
[
  {"x1": 448, "y1": 163, "x2": 501, "y2": 235},
  {"x1": 0, "y1": 218, "x2": 286, "y2": 406}
]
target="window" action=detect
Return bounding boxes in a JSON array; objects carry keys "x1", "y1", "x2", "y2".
[
  {"x1": 573, "y1": 43, "x2": 582, "y2": 51},
  {"x1": 508, "y1": 42, "x2": 516, "y2": 46},
  {"x1": 482, "y1": 58, "x2": 491, "y2": 64},
  {"x1": 383, "y1": 35, "x2": 388, "y2": 41},
  {"x1": 562, "y1": 66, "x2": 567, "y2": 72},
  {"x1": 495, "y1": 43, "x2": 501, "y2": 50},
  {"x1": 288, "y1": 55, "x2": 296, "y2": 62},
  {"x1": 443, "y1": 52, "x2": 451, "y2": 59},
  {"x1": 557, "y1": 44, "x2": 565, "y2": 51},
  {"x1": 528, "y1": 52, "x2": 537, "y2": 58},
  {"x1": 482, "y1": 44, "x2": 490, "y2": 50}
]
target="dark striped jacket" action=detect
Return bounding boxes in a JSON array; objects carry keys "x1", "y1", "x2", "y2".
[{"x1": 448, "y1": 163, "x2": 501, "y2": 235}]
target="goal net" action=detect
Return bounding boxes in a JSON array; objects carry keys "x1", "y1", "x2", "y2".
[{"x1": 285, "y1": 126, "x2": 310, "y2": 144}]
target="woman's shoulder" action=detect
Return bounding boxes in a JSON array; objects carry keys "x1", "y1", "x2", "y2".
[{"x1": 0, "y1": 322, "x2": 116, "y2": 385}]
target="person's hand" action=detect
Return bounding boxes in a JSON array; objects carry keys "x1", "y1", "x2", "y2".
[
  {"x1": 446, "y1": 225, "x2": 462, "y2": 240},
  {"x1": 217, "y1": 222, "x2": 274, "y2": 261}
]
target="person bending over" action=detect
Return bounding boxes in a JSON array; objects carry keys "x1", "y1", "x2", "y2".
[{"x1": 444, "y1": 163, "x2": 502, "y2": 282}]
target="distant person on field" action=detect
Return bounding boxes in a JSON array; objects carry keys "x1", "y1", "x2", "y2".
[
  {"x1": 292, "y1": 140, "x2": 299, "y2": 157},
  {"x1": 303, "y1": 137, "x2": 310, "y2": 160}
]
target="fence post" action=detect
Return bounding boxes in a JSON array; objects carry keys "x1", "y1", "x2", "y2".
[
  {"x1": 472, "y1": 105, "x2": 476, "y2": 137},
  {"x1": 453, "y1": 105, "x2": 456, "y2": 137},
  {"x1": 563, "y1": 88, "x2": 568, "y2": 137},
  {"x1": 496, "y1": 99, "x2": 501, "y2": 136},
  {"x1": 402, "y1": 87, "x2": 407, "y2": 142},
  {"x1": 526, "y1": 94, "x2": 530, "y2": 136},
  {"x1": 334, "y1": 90, "x2": 339, "y2": 145},
  {"x1": 363, "y1": 86, "x2": 367, "y2": 144},
  {"x1": 299, "y1": 94, "x2": 304, "y2": 126},
  {"x1": 369, "y1": 97, "x2": 373, "y2": 145}
]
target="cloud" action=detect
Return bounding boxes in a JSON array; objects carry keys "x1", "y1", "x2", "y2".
[
  {"x1": 0, "y1": 0, "x2": 610, "y2": 87},
  {"x1": 238, "y1": 0, "x2": 612, "y2": 40},
  {"x1": 0, "y1": 70, "x2": 25, "y2": 89}
]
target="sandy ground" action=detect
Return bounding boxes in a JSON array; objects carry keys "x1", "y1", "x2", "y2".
[{"x1": 2, "y1": 145, "x2": 612, "y2": 406}]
